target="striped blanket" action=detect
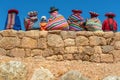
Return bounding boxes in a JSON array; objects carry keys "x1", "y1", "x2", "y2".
[
  {"x1": 86, "y1": 18, "x2": 102, "y2": 31},
  {"x1": 5, "y1": 13, "x2": 21, "y2": 30},
  {"x1": 68, "y1": 14, "x2": 84, "y2": 31},
  {"x1": 46, "y1": 14, "x2": 69, "y2": 30}
]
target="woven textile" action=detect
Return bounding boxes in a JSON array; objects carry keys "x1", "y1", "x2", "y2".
[
  {"x1": 46, "y1": 14, "x2": 69, "y2": 30},
  {"x1": 86, "y1": 18, "x2": 102, "y2": 31},
  {"x1": 5, "y1": 13, "x2": 21, "y2": 30},
  {"x1": 68, "y1": 14, "x2": 84, "y2": 31}
]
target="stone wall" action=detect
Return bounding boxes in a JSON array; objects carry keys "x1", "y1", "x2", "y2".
[{"x1": 0, "y1": 30, "x2": 120, "y2": 63}]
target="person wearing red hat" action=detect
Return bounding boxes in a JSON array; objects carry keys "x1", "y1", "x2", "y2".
[
  {"x1": 86, "y1": 11, "x2": 102, "y2": 31},
  {"x1": 5, "y1": 9, "x2": 22, "y2": 30},
  {"x1": 67, "y1": 9, "x2": 85, "y2": 31},
  {"x1": 102, "y1": 12, "x2": 117, "y2": 32}
]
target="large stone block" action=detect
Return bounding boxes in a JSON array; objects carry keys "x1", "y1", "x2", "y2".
[
  {"x1": 31, "y1": 49, "x2": 43, "y2": 57},
  {"x1": 0, "y1": 48, "x2": 7, "y2": 56},
  {"x1": 39, "y1": 31, "x2": 48, "y2": 38},
  {"x1": 94, "y1": 46, "x2": 102, "y2": 54},
  {"x1": 114, "y1": 41, "x2": 120, "y2": 50},
  {"x1": 103, "y1": 31, "x2": 114, "y2": 38},
  {"x1": 25, "y1": 49, "x2": 31, "y2": 57},
  {"x1": 114, "y1": 32, "x2": 120, "y2": 41},
  {"x1": 100, "y1": 54, "x2": 113, "y2": 63},
  {"x1": 21, "y1": 37, "x2": 37, "y2": 49},
  {"x1": 0, "y1": 61, "x2": 27, "y2": 80},
  {"x1": 47, "y1": 34, "x2": 64, "y2": 47},
  {"x1": 83, "y1": 46, "x2": 94, "y2": 55},
  {"x1": 93, "y1": 31, "x2": 104, "y2": 37},
  {"x1": 76, "y1": 31, "x2": 94, "y2": 37},
  {"x1": 53, "y1": 48, "x2": 65, "y2": 55},
  {"x1": 38, "y1": 38, "x2": 47, "y2": 49},
  {"x1": 76, "y1": 36, "x2": 89, "y2": 46},
  {"x1": 61, "y1": 31, "x2": 76, "y2": 39},
  {"x1": 0, "y1": 30, "x2": 17, "y2": 37},
  {"x1": 101, "y1": 45, "x2": 114, "y2": 53},
  {"x1": 64, "y1": 38, "x2": 75, "y2": 47},
  {"x1": 31, "y1": 67, "x2": 54, "y2": 80},
  {"x1": 90, "y1": 54, "x2": 100, "y2": 62},
  {"x1": 65, "y1": 47, "x2": 78, "y2": 54},
  {"x1": 25, "y1": 30, "x2": 39, "y2": 39},
  {"x1": 17, "y1": 30, "x2": 25, "y2": 38},
  {"x1": 110, "y1": 50, "x2": 120, "y2": 62},
  {"x1": 63, "y1": 54, "x2": 73, "y2": 60},
  {"x1": 43, "y1": 48, "x2": 54, "y2": 57},
  {"x1": 9, "y1": 48, "x2": 25, "y2": 57},
  {"x1": 0, "y1": 37, "x2": 20, "y2": 49},
  {"x1": 89, "y1": 36, "x2": 106, "y2": 46}
]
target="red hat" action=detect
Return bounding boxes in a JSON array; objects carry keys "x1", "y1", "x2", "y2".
[
  {"x1": 72, "y1": 9, "x2": 82, "y2": 13},
  {"x1": 89, "y1": 11, "x2": 99, "y2": 17},
  {"x1": 105, "y1": 12, "x2": 116, "y2": 17},
  {"x1": 8, "y1": 9, "x2": 19, "y2": 14}
]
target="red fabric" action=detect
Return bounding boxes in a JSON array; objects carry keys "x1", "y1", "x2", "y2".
[{"x1": 102, "y1": 18, "x2": 117, "y2": 31}]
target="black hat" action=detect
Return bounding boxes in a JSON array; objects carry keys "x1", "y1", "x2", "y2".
[{"x1": 49, "y1": 6, "x2": 59, "y2": 13}]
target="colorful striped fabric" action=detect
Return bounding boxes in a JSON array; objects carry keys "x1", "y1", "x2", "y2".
[
  {"x1": 86, "y1": 18, "x2": 102, "y2": 31},
  {"x1": 46, "y1": 14, "x2": 69, "y2": 30},
  {"x1": 5, "y1": 13, "x2": 21, "y2": 30},
  {"x1": 68, "y1": 14, "x2": 84, "y2": 31}
]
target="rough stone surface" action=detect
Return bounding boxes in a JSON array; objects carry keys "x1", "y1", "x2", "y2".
[
  {"x1": 31, "y1": 67, "x2": 54, "y2": 80},
  {"x1": 17, "y1": 31, "x2": 25, "y2": 38},
  {"x1": 76, "y1": 36, "x2": 89, "y2": 46},
  {"x1": 39, "y1": 31, "x2": 48, "y2": 38},
  {"x1": 103, "y1": 32, "x2": 114, "y2": 38},
  {"x1": 47, "y1": 34, "x2": 64, "y2": 47},
  {"x1": 103, "y1": 76, "x2": 120, "y2": 80},
  {"x1": 53, "y1": 48, "x2": 65, "y2": 55},
  {"x1": 114, "y1": 32, "x2": 120, "y2": 41},
  {"x1": 21, "y1": 37, "x2": 37, "y2": 49},
  {"x1": 38, "y1": 38, "x2": 47, "y2": 49},
  {"x1": 31, "y1": 49, "x2": 43, "y2": 57},
  {"x1": 93, "y1": 31, "x2": 104, "y2": 36},
  {"x1": 64, "y1": 38, "x2": 75, "y2": 47},
  {"x1": 0, "y1": 34, "x2": 2, "y2": 40},
  {"x1": 63, "y1": 54, "x2": 73, "y2": 60},
  {"x1": 83, "y1": 46, "x2": 94, "y2": 55},
  {"x1": 25, "y1": 49, "x2": 31, "y2": 57},
  {"x1": 76, "y1": 31, "x2": 94, "y2": 37},
  {"x1": 43, "y1": 48, "x2": 54, "y2": 57},
  {"x1": 0, "y1": 61, "x2": 27, "y2": 80},
  {"x1": 61, "y1": 31, "x2": 76, "y2": 39},
  {"x1": 0, "y1": 48, "x2": 6, "y2": 56},
  {"x1": 65, "y1": 47, "x2": 78, "y2": 54},
  {"x1": 114, "y1": 41, "x2": 120, "y2": 50},
  {"x1": 101, "y1": 45, "x2": 114, "y2": 53},
  {"x1": 60, "y1": 70, "x2": 89, "y2": 80},
  {"x1": 100, "y1": 54, "x2": 113, "y2": 63},
  {"x1": 90, "y1": 54, "x2": 100, "y2": 62},
  {"x1": 48, "y1": 30, "x2": 61, "y2": 34},
  {"x1": 9, "y1": 48, "x2": 25, "y2": 57},
  {"x1": 94, "y1": 46, "x2": 102, "y2": 54},
  {"x1": 0, "y1": 37, "x2": 20, "y2": 49},
  {"x1": 25, "y1": 30, "x2": 39, "y2": 39},
  {"x1": 1, "y1": 30, "x2": 17, "y2": 37},
  {"x1": 110, "y1": 50, "x2": 120, "y2": 62}
]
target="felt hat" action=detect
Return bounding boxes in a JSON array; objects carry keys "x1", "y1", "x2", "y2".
[
  {"x1": 105, "y1": 12, "x2": 116, "y2": 17},
  {"x1": 89, "y1": 11, "x2": 99, "y2": 17},
  {"x1": 72, "y1": 9, "x2": 82, "y2": 13},
  {"x1": 8, "y1": 9, "x2": 19, "y2": 14},
  {"x1": 49, "y1": 6, "x2": 59, "y2": 13}
]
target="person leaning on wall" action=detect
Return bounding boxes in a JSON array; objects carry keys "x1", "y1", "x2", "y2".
[{"x1": 102, "y1": 12, "x2": 117, "y2": 32}]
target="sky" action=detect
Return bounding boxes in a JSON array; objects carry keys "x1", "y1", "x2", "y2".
[{"x1": 0, "y1": 0, "x2": 120, "y2": 31}]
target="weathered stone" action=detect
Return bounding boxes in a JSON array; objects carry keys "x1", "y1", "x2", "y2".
[
  {"x1": 100, "y1": 54, "x2": 113, "y2": 63},
  {"x1": 43, "y1": 48, "x2": 54, "y2": 57},
  {"x1": 57, "y1": 55, "x2": 64, "y2": 61},
  {"x1": 89, "y1": 36, "x2": 106, "y2": 46},
  {"x1": 82, "y1": 55, "x2": 90, "y2": 61},
  {"x1": 103, "y1": 76, "x2": 120, "y2": 80},
  {"x1": 0, "y1": 34, "x2": 2, "y2": 40},
  {"x1": 94, "y1": 46, "x2": 102, "y2": 54},
  {"x1": 73, "y1": 53, "x2": 82, "y2": 60},
  {"x1": 90, "y1": 54, "x2": 100, "y2": 62},
  {"x1": 31, "y1": 49, "x2": 43, "y2": 57},
  {"x1": 25, "y1": 30, "x2": 39, "y2": 39},
  {"x1": 1, "y1": 30, "x2": 17, "y2": 37},
  {"x1": 60, "y1": 70, "x2": 89, "y2": 80},
  {"x1": 78, "y1": 46, "x2": 84, "y2": 54},
  {"x1": 83, "y1": 46, "x2": 94, "y2": 55},
  {"x1": 110, "y1": 50, "x2": 120, "y2": 62},
  {"x1": 61, "y1": 31, "x2": 76, "y2": 39},
  {"x1": 76, "y1": 36, "x2": 89, "y2": 46},
  {"x1": 9, "y1": 48, "x2": 25, "y2": 57},
  {"x1": 64, "y1": 38, "x2": 75, "y2": 47},
  {"x1": 21, "y1": 37, "x2": 37, "y2": 49},
  {"x1": 0, "y1": 37, "x2": 20, "y2": 49},
  {"x1": 76, "y1": 31, "x2": 94, "y2": 37},
  {"x1": 25, "y1": 49, "x2": 31, "y2": 57},
  {"x1": 103, "y1": 31, "x2": 114, "y2": 38},
  {"x1": 31, "y1": 67, "x2": 54, "y2": 80},
  {"x1": 38, "y1": 38, "x2": 47, "y2": 49},
  {"x1": 63, "y1": 54, "x2": 73, "y2": 60},
  {"x1": 93, "y1": 31, "x2": 104, "y2": 36},
  {"x1": 47, "y1": 34, "x2": 64, "y2": 47},
  {"x1": 65, "y1": 47, "x2": 78, "y2": 54},
  {"x1": 48, "y1": 30, "x2": 61, "y2": 34},
  {"x1": 106, "y1": 38, "x2": 114, "y2": 45},
  {"x1": 0, "y1": 48, "x2": 7, "y2": 56},
  {"x1": 114, "y1": 41, "x2": 120, "y2": 50},
  {"x1": 53, "y1": 48, "x2": 65, "y2": 55},
  {"x1": 114, "y1": 32, "x2": 120, "y2": 41},
  {"x1": 17, "y1": 30, "x2": 25, "y2": 38},
  {"x1": 39, "y1": 31, "x2": 48, "y2": 38},
  {"x1": 46, "y1": 55, "x2": 58, "y2": 60},
  {"x1": 0, "y1": 61, "x2": 27, "y2": 80},
  {"x1": 101, "y1": 45, "x2": 114, "y2": 53}
]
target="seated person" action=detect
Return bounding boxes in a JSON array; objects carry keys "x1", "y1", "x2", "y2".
[
  {"x1": 24, "y1": 11, "x2": 40, "y2": 31},
  {"x1": 86, "y1": 11, "x2": 102, "y2": 31},
  {"x1": 5, "y1": 9, "x2": 22, "y2": 30},
  {"x1": 46, "y1": 6, "x2": 69, "y2": 30},
  {"x1": 40, "y1": 16, "x2": 47, "y2": 31},
  {"x1": 68, "y1": 9, "x2": 85, "y2": 31}
]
